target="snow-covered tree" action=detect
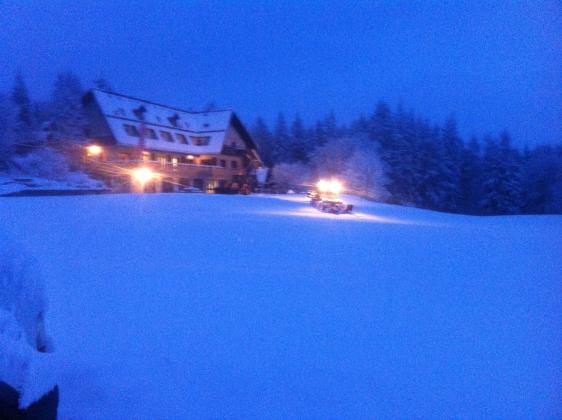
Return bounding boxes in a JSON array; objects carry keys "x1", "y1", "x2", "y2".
[
  {"x1": 272, "y1": 113, "x2": 291, "y2": 164},
  {"x1": 251, "y1": 117, "x2": 274, "y2": 167},
  {"x1": 45, "y1": 72, "x2": 86, "y2": 147},
  {"x1": 272, "y1": 162, "x2": 313, "y2": 187},
  {"x1": 521, "y1": 144, "x2": 562, "y2": 214},
  {"x1": 459, "y1": 137, "x2": 482, "y2": 213},
  {"x1": 288, "y1": 114, "x2": 309, "y2": 163},
  {"x1": 311, "y1": 136, "x2": 354, "y2": 178},
  {"x1": 11, "y1": 147, "x2": 98, "y2": 186},
  {"x1": 10, "y1": 73, "x2": 36, "y2": 153},
  {"x1": 0, "y1": 92, "x2": 17, "y2": 169},
  {"x1": 479, "y1": 132, "x2": 522, "y2": 214},
  {"x1": 439, "y1": 116, "x2": 463, "y2": 211},
  {"x1": 343, "y1": 136, "x2": 388, "y2": 200}
]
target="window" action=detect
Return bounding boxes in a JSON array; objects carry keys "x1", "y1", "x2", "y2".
[
  {"x1": 172, "y1": 157, "x2": 178, "y2": 167},
  {"x1": 145, "y1": 128, "x2": 158, "y2": 139},
  {"x1": 231, "y1": 160, "x2": 238, "y2": 169},
  {"x1": 219, "y1": 159, "x2": 226, "y2": 168},
  {"x1": 190, "y1": 136, "x2": 210, "y2": 146},
  {"x1": 201, "y1": 158, "x2": 217, "y2": 166},
  {"x1": 160, "y1": 131, "x2": 173, "y2": 142},
  {"x1": 166, "y1": 155, "x2": 172, "y2": 163},
  {"x1": 124, "y1": 124, "x2": 139, "y2": 137},
  {"x1": 142, "y1": 151, "x2": 150, "y2": 161},
  {"x1": 175, "y1": 133, "x2": 188, "y2": 144}
]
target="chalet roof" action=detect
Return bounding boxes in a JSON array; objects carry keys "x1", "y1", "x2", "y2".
[{"x1": 89, "y1": 89, "x2": 246, "y2": 155}]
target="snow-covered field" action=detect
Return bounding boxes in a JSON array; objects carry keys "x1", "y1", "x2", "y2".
[{"x1": 1, "y1": 193, "x2": 561, "y2": 419}]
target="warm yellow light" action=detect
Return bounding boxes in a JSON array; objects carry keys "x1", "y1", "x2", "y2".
[
  {"x1": 317, "y1": 179, "x2": 330, "y2": 192},
  {"x1": 317, "y1": 178, "x2": 343, "y2": 195},
  {"x1": 87, "y1": 145, "x2": 102, "y2": 156},
  {"x1": 187, "y1": 155, "x2": 195, "y2": 160},
  {"x1": 132, "y1": 167, "x2": 155, "y2": 184},
  {"x1": 330, "y1": 180, "x2": 343, "y2": 194}
]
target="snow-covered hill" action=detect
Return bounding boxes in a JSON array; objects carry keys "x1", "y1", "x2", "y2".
[{"x1": 1, "y1": 194, "x2": 561, "y2": 418}]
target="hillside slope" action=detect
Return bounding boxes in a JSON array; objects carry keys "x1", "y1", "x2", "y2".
[{"x1": 1, "y1": 194, "x2": 561, "y2": 419}]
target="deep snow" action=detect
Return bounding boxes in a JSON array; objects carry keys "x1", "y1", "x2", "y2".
[{"x1": 0, "y1": 193, "x2": 561, "y2": 418}]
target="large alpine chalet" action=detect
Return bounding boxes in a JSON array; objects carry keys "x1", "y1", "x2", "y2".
[{"x1": 77, "y1": 89, "x2": 263, "y2": 193}]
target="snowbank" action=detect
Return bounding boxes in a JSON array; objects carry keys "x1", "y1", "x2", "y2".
[{"x1": 0, "y1": 232, "x2": 56, "y2": 408}]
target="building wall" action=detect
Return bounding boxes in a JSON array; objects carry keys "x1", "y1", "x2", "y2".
[{"x1": 84, "y1": 144, "x2": 248, "y2": 193}]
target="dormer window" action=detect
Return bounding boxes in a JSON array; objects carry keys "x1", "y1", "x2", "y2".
[
  {"x1": 160, "y1": 131, "x2": 173, "y2": 142},
  {"x1": 124, "y1": 124, "x2": 139, "y2": 137},
  {"x1": 175, "y1": 133, "x2": 188, "y2": 144},
  {"x1": 168, "y1": 113, "x2": 180, "y2": 127},
  {"x1": 132, "y1": 105, "x2": 147, "y2": 120},
  {"x1": 145, "y1": 128, "x2": 158, "y2": 139}
]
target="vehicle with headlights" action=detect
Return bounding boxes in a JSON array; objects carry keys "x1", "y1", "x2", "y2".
[{"x1": 309, "y1": 179, "x2": 353, "y2": 214}]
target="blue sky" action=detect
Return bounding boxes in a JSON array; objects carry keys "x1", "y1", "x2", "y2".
[{"x1": 1, "y1": 0, "x2": 560, "y2": 146}]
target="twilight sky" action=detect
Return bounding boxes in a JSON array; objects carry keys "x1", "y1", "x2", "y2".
[{"x1": 1, "y1": 0, "x2": 560, "y2": 146}]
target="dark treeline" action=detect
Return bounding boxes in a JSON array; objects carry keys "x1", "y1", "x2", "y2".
[
  {"x1": 251, "y1": 103, "x2": 562, "y2": 215},
  {"x1": 1, "y1": 71, "x2": 560, "y2": 214}
]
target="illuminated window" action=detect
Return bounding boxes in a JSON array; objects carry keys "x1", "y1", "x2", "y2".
[
  {"x1": 142, "y1": 151, "x2": 150, "y2": 161},
  {"x1": 172, "y1": 157, "x2": 178, "y2": 167},
  {"x1": 175, "y1": 133, "x2": 188, "y2": 144},
  {"x1": 160, "y1": 131, "x2": 173, "y2": 142},
  {"x1": 124, "y1": 124, "x2": 139, "y2": 137}
]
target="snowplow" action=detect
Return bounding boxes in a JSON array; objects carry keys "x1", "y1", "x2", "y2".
[{"x1": 309, "y1": 179, "x2": 353, "y2": 214}]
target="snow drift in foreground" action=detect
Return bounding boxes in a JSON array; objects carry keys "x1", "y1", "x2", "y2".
[
  {"x1": 0, "y1": 194, "x2": 561, "y2": 418},
  {"x1": 0, "y1": 233, "x2": 56, "y2": 408}
]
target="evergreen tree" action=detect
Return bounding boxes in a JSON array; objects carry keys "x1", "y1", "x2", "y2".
[
  {"x1": 46, "y1": 72, "x2": 86, "y2": 146},
  {"x1": 349, "y1": 113, "x2": 369, "y2": 136},
  {"x1": 311, "y1": 120, "x2": 328, "y2": 149},
  {"x1": 0, "y1": 92, "x2": 17, "y2": 169},
  {"x1": 415, "y1": 120, "x2": 448, "y2": 210},
  {"x1": 479, "y1": 132, "x2": 522, "y2": 214},
  {"x1": 272, "y1": 113, "x2": 290, "y2": 164},
  {"x1": 10, "y1": 72, "x2": 35, "y2": 153},
  {"x1": 520, "y1": 144, "x2": 562, "y2": 214},
  {"x1": 288, "y1": 114, "x2": 309, "y2": 163},
  {"x1": 251, "y1": 117, "x2": 274, "y2": 167},
  {"x1": 440, "y1": 116, "x2": 463, "y2": 211},
  {"x1": 459, "y1": 136, "x2": 483, "y2": 213},
  {"x1": 323, "y1": 111, "x2": 339, "y2": 139}
]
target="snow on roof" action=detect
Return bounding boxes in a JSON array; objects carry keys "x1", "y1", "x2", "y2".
[{"x1": 91, "y1": 90, "x2": 234, "y2": 154}]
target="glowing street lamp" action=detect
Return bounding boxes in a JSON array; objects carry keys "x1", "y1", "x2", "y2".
[
  {"x1": 132, "y1": 167, "x2": 155, "y2": 185},
  {"x1": 86, "y1": 144, "x2": 103, "y2": 156}
]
